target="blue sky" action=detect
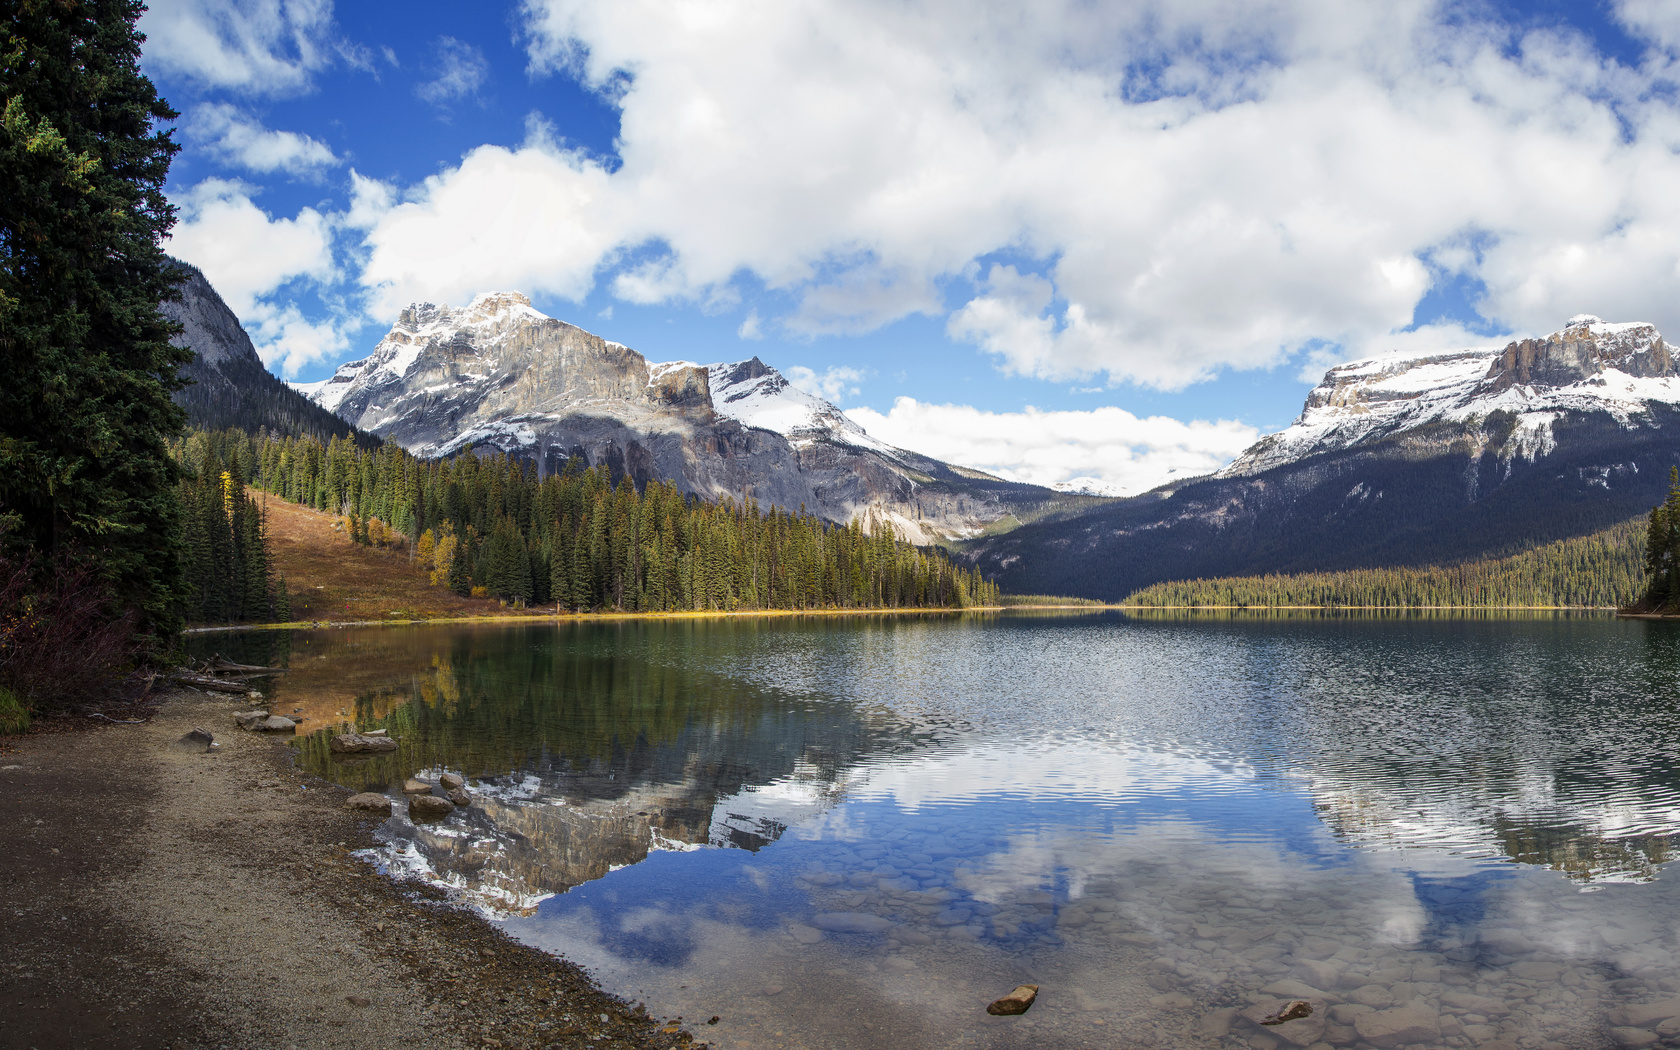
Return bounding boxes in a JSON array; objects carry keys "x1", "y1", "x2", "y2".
[{"x1": 139, "y1": 0, "x2": 1680, "y2": 493}]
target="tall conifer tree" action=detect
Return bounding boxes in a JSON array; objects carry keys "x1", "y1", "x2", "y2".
[{"x1": 0, "y1": 0, "x2": 186, "y2": 638}]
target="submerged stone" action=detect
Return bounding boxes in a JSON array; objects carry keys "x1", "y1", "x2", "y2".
[
  {"x1": 986, "y1": 985, "x2": 1039, "y2": 1016},
  {"x1": 810, "y1": 912, "x2": 894, "y2": 934}
]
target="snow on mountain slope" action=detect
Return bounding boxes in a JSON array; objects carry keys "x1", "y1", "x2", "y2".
[
  {"x1": 1222, "y1": 315, "x2": 1680, "y2": 476},
  {"x1": 705, "y1": 357, "x2": 902, "y2": 457},
  {"x1": 288, "y1": 291, "x2": 1058, "y2": 542}
]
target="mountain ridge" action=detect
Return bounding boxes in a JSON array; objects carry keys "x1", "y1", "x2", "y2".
[
  {"x1": 292, "y1": 291, "x2": 1071, "y2": 543},
  {"x1": 164, "y1": 260, "x2": 374, "y2": 444},
  {"x1": 965, "y1": 316, "x2": 1680, "y2": 599}
]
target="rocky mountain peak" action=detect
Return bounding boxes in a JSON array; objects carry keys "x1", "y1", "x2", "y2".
[
  {"x1": 1223, "y1": 317, "x2": 1680, "y2": 477},
  {"x1": 1479, "y1": 319, "x2": 1671, "y2": 393},
  {"x1": 292, "y1": 292, "x2": 1055, "y2": 541}
]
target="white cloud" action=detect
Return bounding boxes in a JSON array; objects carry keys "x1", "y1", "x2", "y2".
[
  {"x1": 187, "y1": 104, "x2": 337, "y2": 176},
  {"x1": 847, "y1": 398, "x2": 1259, "y2": 494},
  {"x1": 416, "y1": 37, "x2": 488, "y2": 105},
  {"x1": 355, "y1": 141, "x2": 622, "y2": 316},
  {"x1": 140, "y1": 0, "x2": 337, "y2": 95},
  {"x1": 168, "y1": 179, "x2": 351, "y2": 375},
  {"x1": 335, "y1": 0, "x2": 1680, "y2": 388},
  {"x1": 737, "y1": 309, "x2": 762, "y2": 340},
  {"x1": 1616, "y1": 0, "x2": 1680, "y2": 51},
  {"x1": 785, "y1": 365, "x2": 864, "y2": 403}
]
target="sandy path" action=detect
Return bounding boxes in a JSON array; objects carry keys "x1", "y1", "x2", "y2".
[{"x1": 1, "y1": 691, "x2": 698, "y2": 1050}]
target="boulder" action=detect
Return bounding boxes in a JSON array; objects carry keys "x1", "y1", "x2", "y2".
[
  {"x1": 787, "y1": 924, "x2": 823, "y2": 944},
  {"x1": 1353, "y1": 1004, "x2": 1440, "y2": 1048},
  {"x1": 439, "y1": 772, "x2": 464, "y2": 790},
  {"x1": 1609, "y1": 999, "x2": 1680, "y2": 1028},
  {"x1": 445, "y1": 786, "x2": 471, "y2": 807},
  {"x1": 402, "y1": 778, "x2": 431, "y2": 794},
  {"x1": 346, "y1": 793, "x2": 392, "y2": 815},
  {"x1": 174, "y1": 727, "x2": 214, "y2": 752},
  {"x1": 330, "y1": 732, "x2": 398, "y2": 754},
  {"x1": 1261, "y1": 980, "x2": 1334, "y2": 1003},
  {"x1": 363, "y1": 729, "x2": 387, "y2": 737},
  {"x1": 986, "y1": 985, "x2": 1039, "y2": 1016},
  {"x1": 1441, "y1": 991, "x2": 1509, "y2": 1017},
  {"x1": 810, "y1": 912, "x2": 894, "y2": 934},
  {"x1": 1243, "y1": 1000, "x2": 1324, "y2": 1047},
  {"x1": 1255, "y1": 1001, "x2": 1313, "y2": 1026},
  {"x1": 233, "y1": 710, "x2": 268, "y2": 729},
  {"x1": 409, "y1": 794, "x2": 453, "y2": 820},
  {"x1": 255, "y1": 716, "x2": 296, "y2": 731}
]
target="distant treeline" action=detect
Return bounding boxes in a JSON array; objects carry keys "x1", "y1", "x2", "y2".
[
  {"x1": 997, "y1": 594, "x2": 1106, "y2": 607},
  {"x1": 1122, "y1": 517, "x2": 1645, "y2": 608},
  {"x1": 188, "y1": 428, "x2": 997, "y2": 612}
]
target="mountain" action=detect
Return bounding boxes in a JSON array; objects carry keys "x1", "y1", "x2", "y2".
[
  {"x1": 294, "y1": 291, "x2": 1069, "y2": 542},
  {"x1": 967, "y1": 315, "x2": 1680, "y2": 599},
  {"x1": 162, "y1": 260, "x2": 370, "y2": 443}
]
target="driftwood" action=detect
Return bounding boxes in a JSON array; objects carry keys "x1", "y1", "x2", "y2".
[
  {"x1": 199, "y1": 656, "x2": 288, "y2": 675},
  {"x1": 170, "y1": 672, "x2": 258, "y2": 694}
]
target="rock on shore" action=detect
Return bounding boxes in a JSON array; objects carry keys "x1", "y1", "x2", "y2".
[
  {"x1": 346, "y1": 793, "x2": 393, "y2": 815},
  {"x1": 331, "y1": 732, "x2": 398, "y2": 754}
]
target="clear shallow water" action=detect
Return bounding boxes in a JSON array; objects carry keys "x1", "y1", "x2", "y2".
[{"x1": 202, "y1": 612, "x2": 1680, "y2": 1049}]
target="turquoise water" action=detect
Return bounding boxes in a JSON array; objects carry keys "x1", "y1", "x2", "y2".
[{"x1": 208, "y1": 612, "x2": 1680, "y2": 1049}]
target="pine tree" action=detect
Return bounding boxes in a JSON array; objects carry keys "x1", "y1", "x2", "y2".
[{"x1": 0, "y1": 0, "x2": 187, "y2": 641}]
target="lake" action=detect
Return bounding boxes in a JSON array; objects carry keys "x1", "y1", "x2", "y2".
[{"x1": 198, "y1": 611, "x2": 1680, "y2": 1049}]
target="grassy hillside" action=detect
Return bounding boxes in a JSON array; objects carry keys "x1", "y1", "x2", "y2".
[
  {"x1": 263, "y1": 496, "x2": 530, "y2": 623},
  {"x1": 1120, "y1": 516, "x2": 1645, "y2": 608}
]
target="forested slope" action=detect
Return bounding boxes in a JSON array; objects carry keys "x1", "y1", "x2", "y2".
[
  {"x1": 188, "y1": 428, "x2": 995, "y2": 612},
  {"x1": 1122, "y1": 517, "x2": 1645, "y2": 608}
]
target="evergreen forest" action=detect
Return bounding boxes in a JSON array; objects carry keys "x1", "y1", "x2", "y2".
[
  {"x1": 1123, "y1": 517, "x2": 1646, "y2": 608},
  {"x1": 1636, "y1": 467, "x2": 1680, "y2": 610},
  {"x1": 183, "y1": 427, "x2": 997, "y2": 616}
]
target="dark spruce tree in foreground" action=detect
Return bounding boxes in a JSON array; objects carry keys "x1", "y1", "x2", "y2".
[{"x1": 0, "y1": 0, "x2": 184, "y2": 727}]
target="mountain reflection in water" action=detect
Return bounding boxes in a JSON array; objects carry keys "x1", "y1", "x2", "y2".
[{"x1": 198, "y1": 613, "x2": 1680, "y2": 1049}]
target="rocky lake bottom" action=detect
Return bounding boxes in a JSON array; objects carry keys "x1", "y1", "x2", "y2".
[{"x1": 199, "y1": 611, "x2": 1680, "y2": 1049}]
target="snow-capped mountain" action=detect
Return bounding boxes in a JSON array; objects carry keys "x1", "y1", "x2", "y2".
[
  {"x1": 968, "y1": 316, "x2": 1680, "y2": 600},
  {"x1": 292, "y1": 292, "x2": 1055, "y2": 542},
  {"x1": 706, "y1": 357, "x2": 903, "y2": 457},
  {"x1": 1224, "y1": 315, "x2": 1679, "y2": 476}
]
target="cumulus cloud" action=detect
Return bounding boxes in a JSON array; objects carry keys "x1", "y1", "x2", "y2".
[
  {"x1": 847, "y1": 398, "x2": 1259, "y2": 494},
  {"x1": 168, "y1": 179, "x2": 352, "y2": 374},
  {"x1": 140, "y1": 0, "x2": 338, "y2": 95},
  {"x1": 416, "y1": 37, "x2": 489, "y2": 105},
  {"x1": 354, "y1": 142, "x2": 622, "y2": 316},
  {"x1": 333, "y1": 0, "x2": 1680, "y2": 388},
  {"x1": 737, "y1": 309, "x2": 763, "y2": 340},
  {"x1": 187, "y1": 104, "x2": 338, "y2": 176},
  {"x1": 786, "y1": 365, "x2": 864, "y2": 403}
]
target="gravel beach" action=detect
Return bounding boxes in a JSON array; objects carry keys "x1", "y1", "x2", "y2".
[{"x1": 0, "y1": 689, "x2": 701, "y2": 1050}]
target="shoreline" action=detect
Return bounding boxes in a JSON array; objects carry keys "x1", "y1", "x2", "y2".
[
  {"x1": 180, "y1": 603, "x2": 1639, "y2": 634},
  {"x1": 184, "y1": 604, "x2": 1010, "y2": 633},
  {"x1": 2, "y1": 691, "x2": 697, "y2": 1049}
]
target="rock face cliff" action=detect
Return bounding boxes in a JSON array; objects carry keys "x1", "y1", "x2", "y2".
[
  {"x1": 296, "y1": 292, "x2": 1058, "y2": 542},
  {"x1": 163, "y1": 260, "x2": 367, "y2": 442},
  {"x1": 967, "y1": 316, "x2": 1680, "y2": 599}
]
